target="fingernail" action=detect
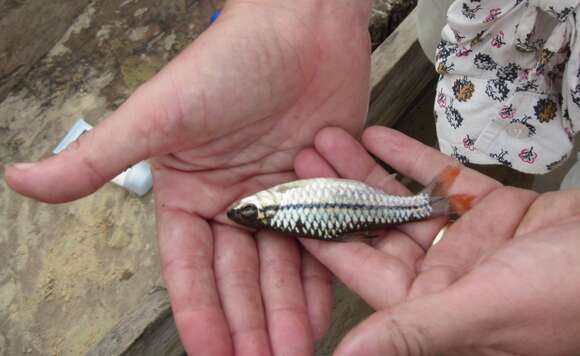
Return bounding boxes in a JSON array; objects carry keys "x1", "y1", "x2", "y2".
[{"x1": 11, "y1": 162, "x2": 35, "y2": 170}]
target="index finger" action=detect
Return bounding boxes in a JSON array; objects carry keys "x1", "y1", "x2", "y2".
[
  {"x1": 154, "y1": 183, "x2": 233, "y2": 355},
  {"x1": 362, "y1": 126, "x2": 502, "y2": 197}
]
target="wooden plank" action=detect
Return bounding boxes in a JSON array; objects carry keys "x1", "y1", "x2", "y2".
[
  {"x1": 88, "y1": 8, "x2": 432, "y2": 356},
  {"x1": 367, "y1": 8, "x2": 437, "y2": 127},
  {"x1": 86, "y1": 288, "x2": 184, "y2": 356},
  {"x1": 0, "y1": 0, "x2": 90, "y2": 104}
]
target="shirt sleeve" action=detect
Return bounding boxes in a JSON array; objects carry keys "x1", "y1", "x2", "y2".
[{"x1": 563, "y1": 4, "x2": 580, "y2": 136}]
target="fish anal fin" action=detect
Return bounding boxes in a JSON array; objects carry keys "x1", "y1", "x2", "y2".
[{"x1": 336, "y1": 231, "x2": 379, "y2": 242}]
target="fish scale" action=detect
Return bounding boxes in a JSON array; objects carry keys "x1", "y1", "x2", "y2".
[{"x1": 266, "y1": 178, "x2": 432, "y2": 240}]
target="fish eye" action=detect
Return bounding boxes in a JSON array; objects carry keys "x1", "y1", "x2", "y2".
[
  {"x1": 239, "y1": 204, "x2": 258, "y2": 218},
  {"x1": 227, "y1": 201, "x2": 263, "y2": 228}
]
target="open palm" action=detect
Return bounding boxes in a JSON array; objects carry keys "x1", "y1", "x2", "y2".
[
  {"x1": 6, "y1": 1, "x2": 372, "y2": 354},
  {"x1": 296, "y1": 127, "x2": 580, "y2": 355}
]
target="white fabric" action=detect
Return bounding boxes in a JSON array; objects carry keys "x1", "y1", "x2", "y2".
[
  {"x1": 435, "y1": 0, "x2": 580, "y2": 174},
  {"x1": 417, "y1": 0, "x2": 455, "y2": 63}
]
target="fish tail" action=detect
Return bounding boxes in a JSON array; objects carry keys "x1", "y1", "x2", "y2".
[
  {"x1": 423, "y1": 165, "x2": 475, "y2": 217},
  {"x1": 422, "y1": 165, "x2": 460, "y2": 197},
  {"x1": 448, "y1": 194, "x2": 475, "y2": 215},
  {"x1": 429, "y1": 194, "x2": 474, "y2": 217}
]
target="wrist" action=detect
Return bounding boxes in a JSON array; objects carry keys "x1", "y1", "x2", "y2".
[{"x1": 226, "y1": 0, "x2": 373, "y2": 27}]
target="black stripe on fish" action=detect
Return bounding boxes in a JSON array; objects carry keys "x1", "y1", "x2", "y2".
[{"x1": 262, "y1": 202, "x2": 431, "y2": 212}]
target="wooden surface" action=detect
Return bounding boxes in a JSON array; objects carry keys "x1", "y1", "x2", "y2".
[
  {"x1": 0, "y1": 1, "x2": 214, "y2": 355},
  {"x1": 87, "y1": 288, "x2": 184, "y2": 356},
  {"x1": 367, "y1": 8, "x2": 436, "y2": 127},
  {"x1": 0, "y1": 0, "x2": 90, "y2": 103}
]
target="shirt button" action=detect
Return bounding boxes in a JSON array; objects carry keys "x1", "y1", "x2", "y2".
[
  {"x1": 506, "y1": 122, "x2": 529, "y2": 138},
  {"x1": 516, "y1": 43, "x2": 535, "y2": 53}
]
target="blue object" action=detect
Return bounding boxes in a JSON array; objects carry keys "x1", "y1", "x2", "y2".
[{"x1": 210, "y1": 9, "x2": 221, "y2": 24}]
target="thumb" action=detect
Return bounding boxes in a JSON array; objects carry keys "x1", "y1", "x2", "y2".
[
  {"x1": 5, "y1": 69, "x2": 190, "y2": 203},
  {"x1": 334, "y1": 288, "x2": 486, "y2": 356}
]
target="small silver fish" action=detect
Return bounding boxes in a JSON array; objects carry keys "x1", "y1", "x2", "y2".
[{"x1": 227, "y1": 166, "x2": 473, "y2": 241}]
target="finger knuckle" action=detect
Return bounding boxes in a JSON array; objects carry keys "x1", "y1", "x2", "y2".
[
  {"x1": 493, "y1": 186, "x2": 535, "y2": 202},
  {"x1": 568, "y1": 190, "x2": 580, "y2": 215},
  {"x1": 79, "y1": 155, "x2": 109, "y2": 190},
  {"x1": 533, "y1": 189, "x2": 580, "y2": 216},
  {"x1": 384, "y1": 317, "x2": 430, "y2": 356}
]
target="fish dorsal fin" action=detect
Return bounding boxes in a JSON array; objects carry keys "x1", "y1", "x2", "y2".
[{"x1": 365, "y1": 172, "x2": 402, "y2": 195}]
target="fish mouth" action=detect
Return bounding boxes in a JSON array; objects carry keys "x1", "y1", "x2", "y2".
[
  {"x1": 226, "y1": 208, "x2": 241, "y2": 224},
  {"x1": 226, "y1": 200, "x2": 243, "y2": 223},
  {"x1": 227, "y1": 208, "x2": 261, "y2": 229},
  {"x1": 226, "y1": 200, "x2": 262, "y2": 229}
]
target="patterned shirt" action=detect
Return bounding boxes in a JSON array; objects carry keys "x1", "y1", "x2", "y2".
[{"x1": 435, "y1": 0, "x2": 580, "y2": 174}]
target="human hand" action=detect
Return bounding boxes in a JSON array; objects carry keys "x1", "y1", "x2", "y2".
[
  {"x1": 5, "y1": 1, "x2": 373, "y2": 354},
  {"x1": 295, "y1": 126, "x2": 580, "y2": 355}
]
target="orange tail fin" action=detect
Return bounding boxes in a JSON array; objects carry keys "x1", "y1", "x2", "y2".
[
  {"x1": 424, "y1": 165, "x2": 475, "y2": 217},
  {"x1": 423, "y1": 165, "x2": 461, "y2": 197},
  {"x1": 448, "y1": 194, "x2": 474, "y2": 215}
]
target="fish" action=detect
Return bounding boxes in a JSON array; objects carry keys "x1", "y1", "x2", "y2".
[{"x1": 227, "y1": 166, "x2": 474, "y2": 241}]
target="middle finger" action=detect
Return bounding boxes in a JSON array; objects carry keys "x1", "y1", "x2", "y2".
[
  {"x1": 214, "y1": 224, "x2": 272, "y2": 355},
  {"x1": 257, "y1": 231, "x2": 314, "y2": 356}
]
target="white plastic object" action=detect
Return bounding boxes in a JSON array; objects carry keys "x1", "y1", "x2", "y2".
[
  {"x1": 53, "y1": 118, "x2": 153, "y2": 196},
  {"x1": 561, "y1": 153, "x2": 580, "y2": 190}
]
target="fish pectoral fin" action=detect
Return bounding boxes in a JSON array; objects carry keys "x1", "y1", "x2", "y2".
[
  {"x1": 376, "y1": 173, "x2": 398, "y2": 193},
  {"x1": 336, "y1": 231, "x2": 379, "y2": 243}
]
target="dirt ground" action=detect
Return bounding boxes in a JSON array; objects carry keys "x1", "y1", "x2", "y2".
[{"x1": 0, "y1": 1, "x2": 414, "y2": 355}]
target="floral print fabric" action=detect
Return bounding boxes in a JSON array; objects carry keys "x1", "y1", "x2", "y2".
[{"x1": 435, "y1": 0, "x2": 580, "y2": 174}]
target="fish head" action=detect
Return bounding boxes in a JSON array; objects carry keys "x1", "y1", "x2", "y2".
[{"x1": 227, "y1": 193, "x2": 275, "y2": 229}]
